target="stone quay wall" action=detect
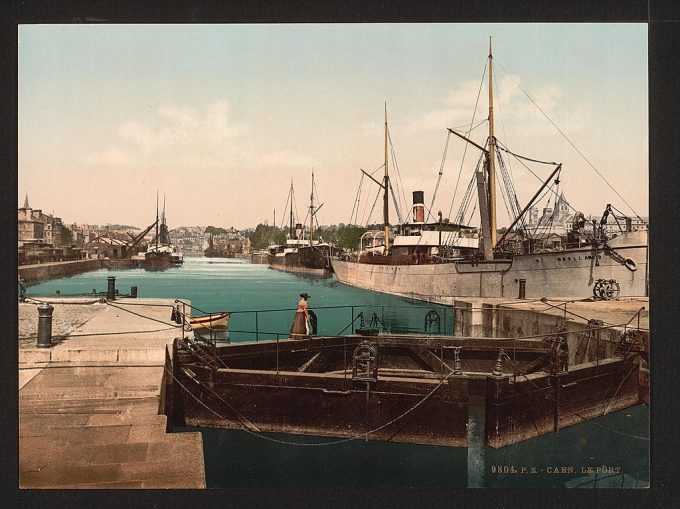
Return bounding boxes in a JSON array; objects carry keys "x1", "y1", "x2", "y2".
[{"x1": 19, "y1": 259, "x2": 104, "y2": 283}]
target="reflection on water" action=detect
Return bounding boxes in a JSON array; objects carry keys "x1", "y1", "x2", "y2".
[{"x1": 26, "y1": 257, "x2": 649, "y2": 488}]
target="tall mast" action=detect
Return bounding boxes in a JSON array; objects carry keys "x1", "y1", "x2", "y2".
[
  {"x1": 155, "y1": 190, "x2": 159, "y2": 251},
  {"x1": 309, "y1": 170, "x2": 314, "y2": 245},
  {"x1": 488, "y1": 36, "x2": 498, "y2": 250},
  {"x1": 289, "y1": 179, "x2": 294, "y2": 239},
  {"x1": 383, "y1": 103, "x2": 390, "y2": 255},
  {"x1": 162, "y1": 195, "x2": 166, "y2": 245}
]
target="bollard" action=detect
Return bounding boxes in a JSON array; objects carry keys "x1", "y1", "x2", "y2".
[
  {"x1": 36, "y1": 303, "x2": 54, "y2": 348},
  {"x1": 130, "y1": 286, "x2": 138, "y2": 298},
  {"x1": 107, "y1": 276, "x2": 116, "y2": 301},
  {"x1": 491, "y1": 349, "x2": 505, "y2": 377},
  {"x1": 518, "y1": 278, "x2": 526, "y2": 299},
  {"x1": 18, "y1": 278, "x2": 26, "y2": 302}
]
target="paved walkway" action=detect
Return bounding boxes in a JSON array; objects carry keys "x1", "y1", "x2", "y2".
[{"x1": 19, "y1": 298, "x2": 205, "y2": 489}]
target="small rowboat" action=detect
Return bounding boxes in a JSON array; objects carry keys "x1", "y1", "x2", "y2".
[{"x1": 189, "y1": 312, "x2": 231, "y2": 330}]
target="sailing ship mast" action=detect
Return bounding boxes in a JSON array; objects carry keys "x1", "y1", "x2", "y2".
[
  {"x1": 309, "y1": 171, "x2": 315, "y2": 246},
  {"x1": 488, "y1": 36, "x2": 498, "y2": 249},
  {"x1": 383, "y1": 103, "x2": 390, "y2": 255},
  {"x1": 155, "y1": 191, "x2": 159, "y2": 252},
  {"x1": 446, "y1": 38, "x2": 498, "y2": 261},
  {"x1": 288, "y1": 179, "x2": 294, "y2": 240}
]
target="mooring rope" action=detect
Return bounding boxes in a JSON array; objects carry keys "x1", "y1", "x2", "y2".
[
  {"x1": 23, "y1": 297, "x2": 103, "y2": 305},
  {"x1": 105, "y1": 301, "x2": 184, "y2": 329},
  {"x1": 19, "y1": 326, "x2": 178, "y2": 340},
  {"x1": 167, "y1": 364, "x2": 456, "y2": 447}
]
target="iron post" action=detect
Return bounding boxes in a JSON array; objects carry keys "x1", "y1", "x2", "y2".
[
  {"x1": 453, "y1": 347, "x2": 463, "y2": 374},
  {"x1": 130, "y1": 286, "x2": 138, "y2": 298},
  {"x1": 36, "y1": 303, "x2": 54, "y2": 348},
  {"x1": 107, "y1": 276, "x2": 116, "y2": 301},
  {"x1": 518, "y1": 278, "x2": 526, "y2": 299}
]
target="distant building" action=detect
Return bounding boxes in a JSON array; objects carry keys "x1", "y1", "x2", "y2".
[
  {"x1": 523, "y1": 192, "x2": 574, "y2": 236},
  {"x1": 521, "y1": 192, "x2": 647, "y2": 240},
  {"x1": 84, "y1": 234, "x2": 130, "y2": 259},
  {"x1": 18, "y1": 194, "x2": 46, "y2": 246},
  {"x1": 18, "y1": 194, "x2": 82, "y2": 264}
]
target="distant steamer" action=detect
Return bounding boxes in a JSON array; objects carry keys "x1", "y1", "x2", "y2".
[{"x1": 267, "y1": 173, "x2": 332, "y2": 276}]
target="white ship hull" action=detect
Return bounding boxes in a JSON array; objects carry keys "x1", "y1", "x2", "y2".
[{"x1": 331, "y1": 231, "x2": 648, "y2": 300}]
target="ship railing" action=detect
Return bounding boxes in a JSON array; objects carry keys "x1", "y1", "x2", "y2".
[{"x1": 173, "y1": 300, "x2": 454, "y2": 343}]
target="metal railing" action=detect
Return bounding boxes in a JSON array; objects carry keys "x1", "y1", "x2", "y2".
[{"x1": 174, "y1": 300, "x2": 453, "y2": 343}]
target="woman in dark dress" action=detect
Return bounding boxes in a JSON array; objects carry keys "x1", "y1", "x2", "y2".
[{"x1": 290, "y1": 292, "x2": 310, "y2": 339}]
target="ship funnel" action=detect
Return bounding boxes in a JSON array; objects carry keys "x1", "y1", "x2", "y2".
[
  {"x1": 412, "y1": 191, "x2": 425, "y2": 224},
  {"x1": 295, "y1": 223, "x2": 303, "y2": 240}
]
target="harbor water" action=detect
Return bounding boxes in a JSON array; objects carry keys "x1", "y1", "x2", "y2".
[{"x1": 25, "y1": 257, "x2": 649, "y2": 488}]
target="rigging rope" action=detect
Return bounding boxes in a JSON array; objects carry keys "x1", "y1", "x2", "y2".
[
  {"x1": 495, "y1": 59, "x2": 646, "y2": 224},
  {"x1": 427, "y1": 130, "x2": 451, "y2": 222},
  {"x1": 495, "y1": 138, "x2": 577, "y2": 218},
  {"x1": 495, "y1": 142, "x2": 558, "y2": 166},
  {"x1": 387, "y1": 126, "x2": 408, "y2": 220},
  {"x1": 447, "y1": 60, "x2": 488, "y2": 222},
  {"x1": 349, "y1": 175, "x2": 363, "y2": 225},
  {"x1": 279, "y1": 186, "x2": 291, "y2": 230},
  {"x1": 365, "y1": 186, "x2": 383, "y2": 226},
  {"x1": 494, "y1": 71, "x2": 514, "y2": 183},
  {"x1": 388, "y1": 181, "x2": 404, "y2": 224},
  {"x1": 455, "y1": 155, "x2": 483, "y2": 225}
]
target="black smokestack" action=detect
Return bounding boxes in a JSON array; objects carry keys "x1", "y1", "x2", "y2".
[{"x1": 412, "y1": 191, "x2": 425, "y2": 223}]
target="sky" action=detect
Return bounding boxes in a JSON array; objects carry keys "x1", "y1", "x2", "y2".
[{"x1": 18, "y1": 23, "x2": 648, "y2": 230}]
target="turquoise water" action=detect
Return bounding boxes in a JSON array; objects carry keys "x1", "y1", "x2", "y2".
[
  {"x1": 26, "y1": 257, "x2": 452, "y2": 342},
  {"x1": 26, "y1": 257, "x2": 649, "y2": 488}
]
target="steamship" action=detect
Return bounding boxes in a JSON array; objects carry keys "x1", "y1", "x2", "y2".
[
  {"x1": 331, "y1": 41, "x2": 648, "y2": 301},
  {"x1": 267, "y1": 173, "x2": 333, "y2": 276},
  {"x1": 145, "y1": 196, "x2": 184, "y2": 270}
]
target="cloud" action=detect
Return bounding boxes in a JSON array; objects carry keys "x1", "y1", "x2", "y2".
[
  {"x1": 118, "y1": 100, "x2": 248, "y2": 151},
  {"x1": 80, "y1": 99, "x2": 318, "y2": 180},
  {"x1": 81, "y1": 147, "x2": 133, "y2": 165},
  {"x1": 408, "y1": 74, "x2": 591, "y2": 143},
  {"x1": 256, "y1": 149, "x2": 315, "y2": 168}
]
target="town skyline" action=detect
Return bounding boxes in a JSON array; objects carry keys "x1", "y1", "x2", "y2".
[{"x1": 19, "y1": 24, "x2": 648, "y2": 229}]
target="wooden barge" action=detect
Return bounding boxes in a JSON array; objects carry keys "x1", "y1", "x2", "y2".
[{"x1": 172, "y1": 324, "x2": 647, "y2": 448}]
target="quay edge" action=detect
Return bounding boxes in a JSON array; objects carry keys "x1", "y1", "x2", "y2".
[
  {"x1": 19, "y1": 297, "x2": 205, "y2": 489},
  {"x1": 19, "y1": 259, "x2": 105, "y2": 284}
]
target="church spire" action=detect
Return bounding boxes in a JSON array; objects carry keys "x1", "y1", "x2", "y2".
[{"x1": 23, "y1": 193, "x2": 30, "y2": 209}]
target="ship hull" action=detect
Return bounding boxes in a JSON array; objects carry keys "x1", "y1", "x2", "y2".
[
  {"x1": 267, "y1": 245, "x2": 333, "y2": 276},
  {"x1": 331, "y1": 231, "x2": 648, "y2": 300},
  {"x1": 144, "y1": 252, "x2": 172, "y2": 270}
]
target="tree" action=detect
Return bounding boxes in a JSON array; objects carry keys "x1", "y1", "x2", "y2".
[
  {"x1": 336, "y1": 225, "x2": 368, "y2": 250},
  {"x1": 204, "y1": 226, "x2": 228, "y2": 236},
  {"x1": 248, "y1": 223, "x2": 285, "y2": 249}
]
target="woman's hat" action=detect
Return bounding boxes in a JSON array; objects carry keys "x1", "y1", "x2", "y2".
[{"x1": 300, "y1": 293, "x2": 310, "y2": 299}]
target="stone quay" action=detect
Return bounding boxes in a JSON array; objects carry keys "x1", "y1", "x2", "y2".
[{"x1": 19, "y1": 297, "x2": 205, "y2": 489}]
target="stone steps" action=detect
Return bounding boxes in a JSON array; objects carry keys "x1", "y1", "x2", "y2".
[{"x1": 20, "y1": 432, "x2": 204, "y2": 489}]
